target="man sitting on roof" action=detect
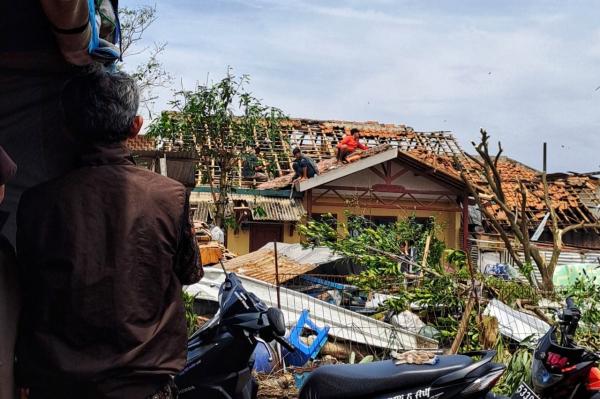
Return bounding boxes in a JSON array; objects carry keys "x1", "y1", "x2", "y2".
[
  {"x1": 292, "y1": 148, "x2": 318, "y2": 182},
  {"x1": 242, "y1": 146, "x2": 268, "y2": 181},
  {"x1": 336, "y1": 128, "x2": 368, "y2": 163}
]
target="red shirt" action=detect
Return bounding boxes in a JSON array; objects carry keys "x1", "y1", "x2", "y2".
[{"x1": 337, "y1": 135, "x2": 368, "y2": 152}]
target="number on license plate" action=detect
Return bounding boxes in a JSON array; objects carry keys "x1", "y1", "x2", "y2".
[{"x1": 511, "y1": 382, "x2": 540, "y2": 399}]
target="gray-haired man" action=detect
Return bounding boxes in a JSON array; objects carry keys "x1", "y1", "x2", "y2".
[{"x1": 16, "y1": 69, "x2": 202, "y2": 399}]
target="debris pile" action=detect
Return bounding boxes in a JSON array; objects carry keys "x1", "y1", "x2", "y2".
[
  {"x1": 255, "y1": 371, "x2": 298, "y2": 399},
  {"x1": 193, "y1": 221, "x2": 237, "y2": 266}
]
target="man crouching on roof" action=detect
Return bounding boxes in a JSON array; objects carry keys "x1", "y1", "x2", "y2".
[{"x1": 16, "y1": 68, "x2": 203, "y2": 399}]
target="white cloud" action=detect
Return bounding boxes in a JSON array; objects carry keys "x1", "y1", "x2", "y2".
[{"x1": 121, "y1": 0, "x2": 600, "y2": 172}]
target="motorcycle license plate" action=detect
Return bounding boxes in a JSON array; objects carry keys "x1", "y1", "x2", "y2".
[{"x1": 511, "y1": 382, "x2": 540, "y2": 399}]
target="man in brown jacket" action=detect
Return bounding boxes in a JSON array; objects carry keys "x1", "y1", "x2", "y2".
[
  {"x1": 16, "y1": 69, "x2": 202, "y2": 398},
  {"x1": 0, "y1": 147, "x2": 18, "y2": 399}
]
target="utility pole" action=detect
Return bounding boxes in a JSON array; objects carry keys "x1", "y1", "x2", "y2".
[{"x1": 543, "y1": 142, "x2": 547, "y2": 173}]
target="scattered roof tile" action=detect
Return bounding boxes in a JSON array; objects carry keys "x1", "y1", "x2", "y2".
[
  {"x1": 221, "y1": 248, "x2": 318, "y2": 284},
  {"x1": 127, "y1": 135, "x2": 156, "y2": 151}
]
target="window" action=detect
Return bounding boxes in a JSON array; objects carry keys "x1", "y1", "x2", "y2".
[
  {"x1": 347, "y1": 215, "x2": 397, "y2": 237},
  {"x1": 311, "y1": 213, "x2": 338, "y2": 229},
  {"x1": 370, "y1": 216, "x2": 397, "y2": 226},
  {"x1": 414, "y1": 217, "x2": 434, "y2": 230}
]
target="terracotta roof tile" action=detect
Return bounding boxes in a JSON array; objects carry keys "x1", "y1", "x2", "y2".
[
  {"x1": 127, "y1": 135, "x2": 156, "y2": 151},
  {"x1": 222, "y1": 248, "x2": 318, "y2": 284},
  {"x1": 463, "y1": 157, "x2": 600, "y2": 226}
]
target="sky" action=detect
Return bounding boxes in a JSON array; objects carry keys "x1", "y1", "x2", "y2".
[{"x1": 121, "y1": 0, "x2": 600, "y2": 173}]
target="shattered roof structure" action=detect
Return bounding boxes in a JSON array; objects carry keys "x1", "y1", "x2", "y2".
[
  {"x1": 128, "y1": 117, "x2": 598, "y2": 232},
  {"x1": 147, "y1": 117, "x2": 465, "y2": 188},
  {"x1": 221, "y1": 248, "x2": 320, "y2": 284},
  {"x1": 462, "y1": 157, "x2": 600, "y2": 228}
]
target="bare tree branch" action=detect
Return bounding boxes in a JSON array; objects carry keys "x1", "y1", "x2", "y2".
[
  {"x1": 463, "y1": 129, "x2": 600, "y2": 293},
  {"x1": 119, "y1": 6, "x2": 172, "y2": 117}
]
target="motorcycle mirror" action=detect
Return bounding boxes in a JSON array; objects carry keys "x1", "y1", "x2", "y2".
[{"x1": 267, "y1": 307, "x2": 286, "y2": 337}]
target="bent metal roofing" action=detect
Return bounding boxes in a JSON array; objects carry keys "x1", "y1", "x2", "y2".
[{"x1": 221, "y1": 248, "x2": 319, "y2": 284}]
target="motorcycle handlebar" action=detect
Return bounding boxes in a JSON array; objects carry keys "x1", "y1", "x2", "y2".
[{"x1": 274, "y1": 336, "x2": 295, "y2": 353}]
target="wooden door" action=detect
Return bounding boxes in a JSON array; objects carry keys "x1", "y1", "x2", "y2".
[{"x1": 249, "y1": 223, "x2": 283, "y2": 252}]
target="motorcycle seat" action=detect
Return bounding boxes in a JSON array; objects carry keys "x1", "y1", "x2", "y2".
[{"x1": 299, "y1": 355, "x2": 472, "y2": 399}]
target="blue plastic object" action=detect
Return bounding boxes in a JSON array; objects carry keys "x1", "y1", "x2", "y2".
[
  {"x1": 484, "y1": 263, "x2": 510, "y2": 280},
  {"x1": 87, "y1": 0, "x2": 122, "y2": 64},
  {"x1": 293, "y1": 371, "x2": 312, "y2": 389},
  {"x1": 252, "y1": 338, "x2": 278, "y2": 373},
  {"x1": 284, "y1": 309, "x2": 330, "y2": 367}
]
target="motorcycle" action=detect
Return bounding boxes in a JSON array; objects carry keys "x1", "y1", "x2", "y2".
[
  {"x1": 177, "y1": 268, "x2": 507, "y2": 399},
  {"x1": 299, "y1": 352, "x2": 505, "y2": 399},
  {"x1": 511, "y1": 297, "x2": 600, "y2": 399},
  {"x1": 175, "y1": 270, "x2": 293, "y2": 398}
]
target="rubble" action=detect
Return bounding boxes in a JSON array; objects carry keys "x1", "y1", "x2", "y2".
[{"x1": 255, "y1": 370, "x2": 298, "y2": 398}]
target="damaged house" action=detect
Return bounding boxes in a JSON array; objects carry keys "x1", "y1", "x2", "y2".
[
  {"x1": 171, "y1": 119, "x2": 473, "y2": 255},
  {"x1": 127, "y1": 120, "x2": 600, "y2": 266},
  {"x1": 454, "y1": 156, "x2": 600, "y2": 282}
]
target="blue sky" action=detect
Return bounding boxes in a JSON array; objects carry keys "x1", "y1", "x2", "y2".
[{"x1": 122, "y1": 0, "x2": 600, "y2": 172}]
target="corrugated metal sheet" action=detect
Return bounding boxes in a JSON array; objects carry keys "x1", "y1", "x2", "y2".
[
  {"x1": 471, "y1": 238, "x2": 600, "y2": 284},
  {"x1": 259, "y1": 243, "x2": 341, "y2": 265},
  {"x1": 221, "y1": 248, "x2": 318, "y2": 284},
  {"x1": 521, "y1": 248, "x2": 600, "y2": 266},
  {"x1": 190, "y1": 192, "x2": 305, "y2": 222}
]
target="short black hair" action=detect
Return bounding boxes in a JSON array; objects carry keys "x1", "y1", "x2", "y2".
[
  {"x1": 350, "y1": 128, "x2": 360, "y2": 135},
  {"x1": 292, "y1": 147, "x2": 301, "y2": 155},
  {"x1": 61, "y1": 69, "x2": 139, "y2": 144}
]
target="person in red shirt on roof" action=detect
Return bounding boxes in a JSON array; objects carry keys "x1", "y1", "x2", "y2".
[{"x1": 336, "y1": 128, "x2": 368, "y2": 163}]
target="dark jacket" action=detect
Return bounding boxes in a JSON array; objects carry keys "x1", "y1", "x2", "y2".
[{"x1": 16, "y1": 143, "x2": 202, "y2": 398}]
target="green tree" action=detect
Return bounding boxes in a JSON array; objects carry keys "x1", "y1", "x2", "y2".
[
  {"x1": 299, "y1": 213, "x2": 446, "y2": 290},
  {"x1": 148, "y1": 71, "x2": 286, "y2": 229}
]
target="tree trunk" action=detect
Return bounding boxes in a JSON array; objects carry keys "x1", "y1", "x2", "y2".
[{"x1": 539, "y1": 269, "x2": 554, "y2": 294}]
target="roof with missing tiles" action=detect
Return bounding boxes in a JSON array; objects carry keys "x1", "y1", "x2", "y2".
[
  {"x1": 464, "y1": 156, "x2": 600, "y2": 227},
  {"x1": 131, "y1": 115, "x2": 598, "y2": 229}
]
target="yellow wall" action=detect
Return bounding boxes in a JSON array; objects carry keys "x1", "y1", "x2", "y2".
[
  {"x1": 226, "y1": 227, "x2": 250, "y2": 256},
  {"x1": 224, "y1": 205, "x2": 461, "y2": 256},
  {"x1": 225, "y1": 221, "x2": 301, "y2": 256},
  {"x1": 283, "y1": 222, "x2": 302, "y2": 244},
  {"x1": 309, "y1": 203, "x2": 461, "y2": 249}
]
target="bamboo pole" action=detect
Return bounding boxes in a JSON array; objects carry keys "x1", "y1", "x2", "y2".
[
  {"x1": 418, "y1": 234, "x2": 432, "y2": 286},
  {"x1": 449, "y1": 294, "x2": 475, "y2": 354}
]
